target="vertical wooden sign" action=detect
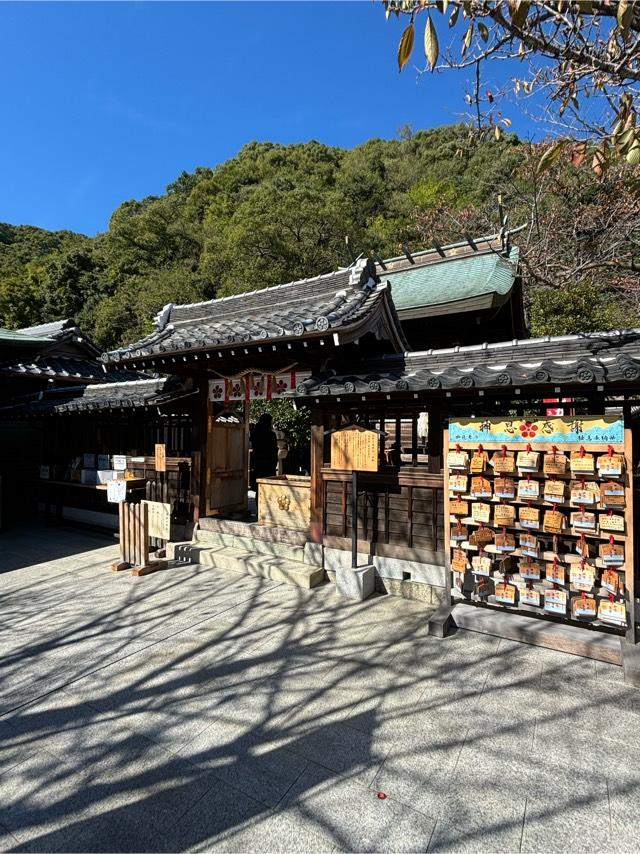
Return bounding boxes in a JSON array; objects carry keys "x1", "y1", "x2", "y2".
[{"x1": 155, "y1": 443, "x2": 167, "y2": 472}]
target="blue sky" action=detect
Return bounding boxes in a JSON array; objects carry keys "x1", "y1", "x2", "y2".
[{"x1": 1, "y1": 1, "x2": 537, "y2": 236}]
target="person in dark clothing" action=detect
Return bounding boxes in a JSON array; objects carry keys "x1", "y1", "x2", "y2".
[{"x1": 250, "y1": 413, "x2": 278, "y2": 514}]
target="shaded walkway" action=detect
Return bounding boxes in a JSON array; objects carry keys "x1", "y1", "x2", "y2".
[{"x1": 0, "y1": 526, "x2": 639, "y2": 852}]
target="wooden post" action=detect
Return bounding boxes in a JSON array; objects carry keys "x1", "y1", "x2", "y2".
[
  {"x1": 310, "y1": 409, "x2": 325, "y2": 543},
  {"x1": 428, "y1": 405, "x2": 443, "y2": 473},
  {"x1": 192, "y1": 376, "x2": 209, "y2": 522},
  {"x1": 351, "y1": 469, "x2": 358, "y2": 568}
]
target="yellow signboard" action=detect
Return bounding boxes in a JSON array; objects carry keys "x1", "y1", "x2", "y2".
[{"x1": 330, "y1": 426, "x2": 379, "y2": 472}]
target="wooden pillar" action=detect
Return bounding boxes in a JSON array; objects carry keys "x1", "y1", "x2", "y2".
[
  {"x1": 428, "y1": 404, "x2": 443, "y2": 473},
  {"x1": 310, "y1": 408, "x2": 326, "y2": 544},
  {"x1": 192, "y1": 375, "x2": 209, "y2": 522}
]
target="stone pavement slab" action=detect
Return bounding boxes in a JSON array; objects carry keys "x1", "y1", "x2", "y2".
[{"x1": 1, "y1": 524, "x2": 639, "y2": 853}]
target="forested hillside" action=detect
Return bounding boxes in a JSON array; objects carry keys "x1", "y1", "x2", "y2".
[{"x1": 1, "y1": 124, "x2": 637, "y2": 348}]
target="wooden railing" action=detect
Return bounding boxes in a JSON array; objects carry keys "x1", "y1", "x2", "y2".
[{"x1": 321, "y1": 467, "x2": 445, "y2": 562}]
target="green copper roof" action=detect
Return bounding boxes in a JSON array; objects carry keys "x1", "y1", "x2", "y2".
[
  {"x1": 385, "y1": 247, "x2": 519, "y2": 314},
  {"x1": 0, "y1": 328, "x2": 53, "y2": 345}
]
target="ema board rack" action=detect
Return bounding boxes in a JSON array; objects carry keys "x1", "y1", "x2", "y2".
[{"x1": 444, "y1": 416, "x2": 634, "y2": 643}]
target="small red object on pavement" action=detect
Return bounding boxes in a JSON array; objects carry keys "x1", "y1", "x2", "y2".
[{"x1": 377, "y1": 791, "x2": 387, "y2": 800}]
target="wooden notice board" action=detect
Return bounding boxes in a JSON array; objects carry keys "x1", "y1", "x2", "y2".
[
  {"x1": 142, "y1": 500, "x2": 171, "y2": 540},
  {"x1": 154, "y1": 443, "x2": 167, "y2": 472},
  {"x1": 330, "y1": 426, "x2": 379, "y2": 472}
]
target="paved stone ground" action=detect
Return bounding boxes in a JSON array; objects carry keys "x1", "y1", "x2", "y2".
[{"x1": 1, "y1": 525, "x2": 639, "y2": 853}]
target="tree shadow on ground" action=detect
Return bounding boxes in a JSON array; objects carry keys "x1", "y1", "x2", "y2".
[{"x1": 1, "y1": 526, "x2": 639, "y2": 852}]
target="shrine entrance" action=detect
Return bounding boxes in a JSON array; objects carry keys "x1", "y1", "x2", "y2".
[{"x1": 205, "y1": 407, "x2": 249, "y2": 517}]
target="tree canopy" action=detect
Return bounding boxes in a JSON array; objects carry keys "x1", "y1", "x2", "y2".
[{"x1": 0, "y1": 124, "x2": 637, "y2": 348}]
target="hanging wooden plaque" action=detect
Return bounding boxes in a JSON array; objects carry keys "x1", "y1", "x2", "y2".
[
  {"x1": 544, "y1": 480, "x2": 566, "y2": 503},
  {"x1": 495, "y1": 531, "x2": 516, "y2": 552},
  {"x1": 470, "y1": 476, "x2": 492, "y2": 498},
  {"x1": 517, "y1": 451, "x2": 540, "y2": 472},
  {"x1": 543, "y1": 509, "x2": 565, "y2": 534},
  {"x1": 599, "y1": 513, "x2": 625, "y2": 534},
  {"x1": 491, "y1": 452, "x2": 516, "y2": 474},
  {"x1": 598, "y1": 600, "x2": 626, "y2": 626},
  {"x1": 518, "y1": 479, "x2": 540, "y2": 500},
  {"x1": 599, "y1": 542, "x2": 625, "y2": 565},
  {"x1": 597, "y1": 454, "x2": 623, "y2": 477},
  {"x1": 330, "y1": 426, "x2": 379, "y2": 471},
  {"x1": 544, "y1": 452, "x2": 568, "y2": 476},
  {"x1": 470, "y1": 451, "x2": 488, "y2": 473},
  {"x1": 570, "y1": 452, "x2": 595, "y2": 474},
  {"x1": 601, "y1": 568, "x2": 620, "y2": 595},
  {"x1": 449, "y1": 498, "x2": 469, "y2": 517},
  {"x1": 544, "y1": 588, "x2": 567, "y2": 615},
  {"x1": 572, "y1": 595, "x2": 597, "y2": 619},
  {"x1": 519, "y1": 533, "x2": 539, "y2": 558},
  {"x1": 450, "y1": 474, "x2": 468, "y2": 494},
  {"x1": 570, "y1": 562, "x2": 595, "y2": 592},
  {"x1": 519, "y1": 506, "x2": 540, "y2": 529},
  {"x1": 476, "y1": 577, "x2": 493, "y2": 598},
  {"x1": 451, "y1": 548, "x2": 468, "y2": 573},
  {"x1": 495, "y1": 582, "x2": 517, "y2": 605},
  {"x1": 519, "y1": 559, "x2": 542, "y2": 581},
  {"x1": 447, "y1": 450, "x2": 469, "y2": 470},
  {"x1": 494, "y1": 504, "x2": 516, "y2": 526},
  {"x1": 471, "y1": 554, "x2": 492, "y2": 576},
  {"x1": 546, "y1": 562, "x2": 566, "y2": 586},
  {"x1": 450, "y1": 523, "x2": 468, "y2": 543},
  {"x1": 571, "y1": 511, "x2": 597, "y2": 531},
  {"x1": 470, "y1": 526, "x2": 494, "y2": 547},
  {"x1": 520, "y1": 587, "x2": 541, "y2": 607},
  {"x1": 494, "y1": 477, "x2": 516, "y2": 499},
  {"x1": 472, "y1": 502, "x2": 491, "y2": 524}
]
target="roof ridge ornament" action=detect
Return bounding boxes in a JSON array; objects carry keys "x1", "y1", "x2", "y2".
[{"x1": 155, "y1": 303, "x2": 174, "y2": 331}]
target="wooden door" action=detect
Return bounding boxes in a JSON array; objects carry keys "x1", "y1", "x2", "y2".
[{"x1": 206, "y1": 409, "x2": 248, "y2": 516}]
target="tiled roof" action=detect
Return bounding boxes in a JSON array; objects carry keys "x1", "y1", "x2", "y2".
[
  {"x1": 0, "y1": 377, "x2": 193, "y2": 416},
  {"x1": 16, "y1": 319, "x2": 77, "y2": 339},
  {"x1": 102, "y1": 259, "x2": 408, "y2": 363},
  {"x1": 0, "y1": 328, "x2": 52, "y2": 346},
  {"x1": 0, "y1": 353, "x2": 141, "y2": 383},
  {"x1": 385, "y1": 246, "x2": 519, "y2": 318},
  {"x1": 292, "y1": 330, "x2": 640, "y2": 397}
]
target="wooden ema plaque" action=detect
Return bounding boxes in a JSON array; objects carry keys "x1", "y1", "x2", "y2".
[
  {"x1": 543, "y1": 509, "x2": 565, "y2": 534},
  {"x1": 519, "y1": 559, "x2": 542, "y2": 581},
  {"x1": 544, "y1": 588, "x2": 567, "y2": 615},
  {"x1": 544, "y1": 452, "x2": 567, "y2": 476},
  {"x1": 597, "y1": 453, "x2": 623, "y2": 477},
  {"x1": 491, "y1": 451, "x2": 515, "y2": 474},
  {"x1": 599, "y1": 542, "x2": 625, "y2": 565},
  {"x1": 598, "y1": 600, "x2": 626, "y2": 626},
  {"x1": 569, "y1": 562, "x2": 595, "y2": 592},
  {"x1": 601, "y1": 568, "x2": 620, "y2": 595},
  {"x1": 450, "y1": 523, "x2": 468, "y2": 543},
  {"x1": 519, "y1": 533, "x2": 539, "y2": 558},
  {"x1": 472, "y1": 554, "x2": 492, "y2": 576},
  {"x1": 571, "y1": 511, "x2": 597, "y2": 532},
  {"x1": 470, "y1": 526, "x2": 494, "y2": 547},
  {"x1": 519, "y1": 506, "x2": 540, "y2": 529},
  {"x1": 546, "y1": 561, "x2": 565, "y2": 586},
  {"x1": 572, "y1": 594, "x2": 597, "y2": 619},
  {"x1": 518, "y1": 478, "x2": 540, "y2": 500},
  {"x1": 544, "y1": 480, "x2": 565, "y2": 503},
  {"x1": 470, "y1": 477, "x2": 492, "y2": 498},
  {"x1": 450, "y1": 498, "x2": 469, "y2": 517},
  {"x1": 517, "y1": 450, "x2": 539, "y2": 472},
  {"x1": 494, "y1": 477, "x2": 516, "y2": 499},
  {"x1": 470, "y1": 450, "x2": 488, "y2": 473},
  {"x1": 330, "y1": 426, "x2": 379, "y2": 472},
  {"x1": 570, "y1": 451, "x2": 595, "y2": 474},
  {"x1": 449, "y1": 474, "x2": 468, "y2": 493},
  {"x1": 495, "y1": 531, "x2": 516, "y2": 552},
  {"x1": 495, "y1": 582, "x2": 517, "y2": 605},
  {"x1": 451, "y1": 548, "x2": 467, "y2": 573},
  {"x1": 447, "y1": 450, "x2": 469, "y2": 470},
  {"x1": 520, "y1": 587, "x2": 541, "y2": 607},
  {"x1": 471, "y1": 502, "x2": 491, "y2": 524},
  {"x1": 599, "y1": 513, "x2": 625, "y2": 534},
  {"x1": 494, "y1": 504, "x2": 516, "y2": 526}
]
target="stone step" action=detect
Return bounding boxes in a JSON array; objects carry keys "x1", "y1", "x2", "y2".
[
  {"x1": 167, "y1": 542, "x2": 325, "y2": 589},
  {"x1": 194, "y1": 529, "x2": 305, "y2": 563},
  {"x1": 452, "y1": 601, "x2": 623, "y2": 664}
]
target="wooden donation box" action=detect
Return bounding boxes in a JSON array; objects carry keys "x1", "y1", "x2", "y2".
[
  {"x1": 330, "y1": 426, "x2": 379, "y2": 472},
  {"x1": 257, "y1": 475, "x2": 311, "y2": 530}
]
